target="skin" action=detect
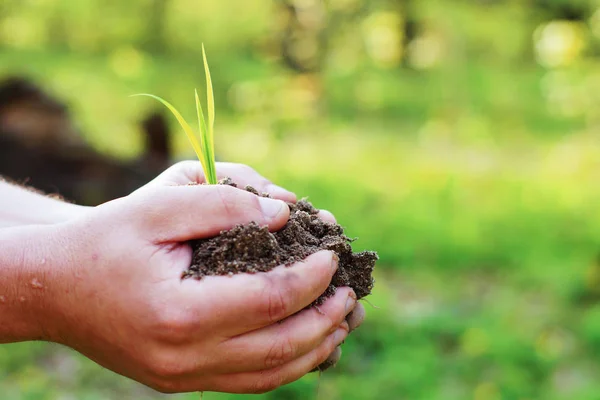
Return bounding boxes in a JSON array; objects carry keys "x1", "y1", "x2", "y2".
[{"x1": 0, "y1": 161, "x2": 365, "y2": 394}]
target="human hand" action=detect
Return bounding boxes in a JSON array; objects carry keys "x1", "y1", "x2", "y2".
[
  {"x1": 145, "y1": 161, "x2": 367, "y2": 370},
  {"x1": 38, "y1": 161, "x2": 363, "y2": 393}
]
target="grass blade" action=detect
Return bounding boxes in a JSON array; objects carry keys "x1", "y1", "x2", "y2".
[
  {"x1": 132, "y1": 93, "x2": 209, "y2": 178},
  {"x1": 194, "y1": 88, "x2": 216, "y2": 184},
  {"x1": 132, "y1": 48, "x2": 218, "y2": 185},
  {"x1": 202, "y1": 44, "x2": 216, "y2": 180}
]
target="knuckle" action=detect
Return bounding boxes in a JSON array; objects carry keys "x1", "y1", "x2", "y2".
[
  {"x1": 245, "y1": 191, "x2": 263, "y2": 213},
  {"x1": 319, "y1": 296, "x2": 349, "y2": 329},
  {"x1": 251, "y1": 373, "x2": 285, "y2": 394},
  {"x1": 145, "y1": 350, "x2": 190, "y2": 379},
  {"x1": 264, "y1": 285, "x2": 291, "y2": 323},
  {"x1": 318, "y1": 308, "x2": 341, "y2": 335},
  {"x1": 214, "y1": 185, "x2": 238, "y2": 217},
  {"x1": 214, "y1": 185, "x2": 259, "y2": 219},
  {"x1": 152, "y1": 308, "x2": 195, "y2": 344},
  {"x1": 149, "y1": 378, "x2": 182, "y2": 394},
  {"x1": 265, "y1": 336, "x2": 297, "y2": 369}
]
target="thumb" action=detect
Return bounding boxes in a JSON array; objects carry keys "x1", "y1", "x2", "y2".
[{"x1": 135, "y1": 184, "x2": 290, "y2": 242}]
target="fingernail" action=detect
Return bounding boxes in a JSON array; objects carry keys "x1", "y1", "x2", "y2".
[
  {"x1": 345, "y1": 291, "x2": 357, "y2": 314},
  {"x1": 333, "y1": 328, "x2": 348, "y2": 345},
  {"x1": 339, "y1": 320, "x2": 350, "y2": 332},
  {"x1": 259, "y1": 197, "x2": 286, "y2": 219},
  {"x1": 331, "y1": 253, "x2": 339, "y2": 273}
]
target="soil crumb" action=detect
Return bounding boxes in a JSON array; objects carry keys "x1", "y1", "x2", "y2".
[{"x1": 183, "y1": 179, "x2": 378, "y2": 305}]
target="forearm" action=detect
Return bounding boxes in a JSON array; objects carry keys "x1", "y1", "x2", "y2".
[
  {"x1": 0, "y1": 180, "x2": 88, "y2": 228},
  {"x1": 0, "y1": 224, "x2": 63, "y2": 343}
]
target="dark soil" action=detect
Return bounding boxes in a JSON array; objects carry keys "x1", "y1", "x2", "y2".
[{"x1": 183, "y1": 179, "x2": 378, "y2": 307}]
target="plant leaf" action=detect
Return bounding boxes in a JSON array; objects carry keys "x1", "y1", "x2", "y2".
[
  {"x1": 132, "y1": 48, "x2": 219, "y2": 185},
  {"x1": 131, "y1": 93, "x2": 210, "y2": 178},
  {"x1": 202, "y1": 44, "x2": 216, "y2": 182},
  {"x1": 194, "y1": 88, "x2": 216, "y2": 184}
]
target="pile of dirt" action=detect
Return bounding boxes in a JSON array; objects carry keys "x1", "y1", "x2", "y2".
[{"x1": 183, "y1": 179, "x2": 378, "y2": 307}]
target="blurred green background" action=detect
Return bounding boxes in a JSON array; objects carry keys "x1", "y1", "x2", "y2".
[{"x1": 3, "y1": 0, "x2": 600, "y2": 399}]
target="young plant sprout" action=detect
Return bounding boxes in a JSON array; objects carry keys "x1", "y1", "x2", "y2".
[{"x1": 133, "y1": 44, "x2": 217, "y2": 184}]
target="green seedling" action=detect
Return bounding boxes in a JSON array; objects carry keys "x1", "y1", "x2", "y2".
[{"x1": 132, "y1": 44, "x2": 217, "y2": 184}]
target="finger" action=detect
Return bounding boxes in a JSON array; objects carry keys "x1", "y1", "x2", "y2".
[
  {"x1": 204, "y1": 326, "x2": 348, "y2": 394},
  {"x1": 316, "y1": 346, "x2": 342, "y2": 372},
  {"x1": 180, "y1": 251, "x2": 339, "y2": 335},
  {"x1": 317, "y1": 209, "x2": 336, "y2": 223},
  {"x1": 347, "y1": 302, "x2": 366, "y2": 332},
  {"x1": 210, "y1": 288, "x2": 356, "y2": 373},
  {"x1": 144, "y1": 160, "x2": 203, "y2": 186},
  {"x1": 136, "y1": 184, "x2": 289, "y2": 242},
  {"x1": 145, "y1": 161, "x2": 297, "y2": 202},
  {"x1": 215, "y1": 163, "x2": 297, "y2": 202},
  {"x1": 314, "y1": 299, "x2": 364, "y2": 374}
]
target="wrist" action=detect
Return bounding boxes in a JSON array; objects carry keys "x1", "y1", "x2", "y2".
[
  {"x1": 0, "y1": 223, "x2": 70, "y2": 343},
  {"x1": 0, "y1": 181, "x2": 91, "y2": 228}
]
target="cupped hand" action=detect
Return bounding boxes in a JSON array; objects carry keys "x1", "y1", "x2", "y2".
[
  {"x1": 148, "y1": 161, "x2": 365, "y2": 337},
  {"x1": 43, "y1": 161, "x2": 363, "y2": 393}
]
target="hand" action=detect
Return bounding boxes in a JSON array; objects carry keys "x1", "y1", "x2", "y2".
[
  {"x1": 37, "y1": 161, "x2": 363, "y2": 393},
  {"x1": 144, "y1": 161, "x2": 367, "y2": 370}
]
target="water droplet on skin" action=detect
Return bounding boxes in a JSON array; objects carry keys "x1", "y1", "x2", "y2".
[
  {"x1": 31, "y1": 278, "x2": 44, "y2": 289},
  {"x1": 19, "y1": 296, "x2": 26, "y2": 303},
  {"x1": 40, "y1": 258, "x2": 46, "y2": 265}
]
